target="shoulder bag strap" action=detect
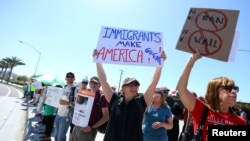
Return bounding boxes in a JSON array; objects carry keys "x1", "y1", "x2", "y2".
[
  {"x1": 197, "y1": 106, "x2": 209, "y2": 130},
  {"x1": 98, "y1": 94, "x2": 104, "y2": 116}
]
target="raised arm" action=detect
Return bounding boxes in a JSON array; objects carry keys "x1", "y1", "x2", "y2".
[
  {"x1": 176, "y1": 50, "x2": 202, "y2": 111},
  {"x1": 93, "y1": 49, "x2": 113, "y2": 103},
  {"x1": 144, "y1": 51, "x2": 167, "y2": 106}
]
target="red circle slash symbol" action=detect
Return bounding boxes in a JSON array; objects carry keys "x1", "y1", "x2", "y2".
[
  {"x1": 195, "y1": 10, "x2": 227, "y2": 32},
  {"x1": 188, "y1": 30, "x2": 222, "y2": 56}
]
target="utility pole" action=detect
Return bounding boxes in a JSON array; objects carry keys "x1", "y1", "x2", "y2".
[{"x1": 117, "y1": 69, "x2": 125, "y2": 93}]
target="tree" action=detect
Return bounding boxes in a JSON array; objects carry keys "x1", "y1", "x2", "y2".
[
  {"x1": 0, "y1": 61, "x2": 5, "y2": 75},
  {"x1": 17, "y1": 75, "x2": 29, "y2": 84},
  {"x1": 0, "y1": 59, "x2": 9, "y2": 82},
  {"x1": 2, "y1": 57, "x2": 25, "y2": 84}
]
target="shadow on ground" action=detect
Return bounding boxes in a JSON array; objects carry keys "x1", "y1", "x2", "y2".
[{"x1": 23, "y1": 103, "x2": 49, "y2": 141}]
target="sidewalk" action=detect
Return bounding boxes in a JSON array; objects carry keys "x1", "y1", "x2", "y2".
[
  {"x1": 23, "y1": 102, "x2": 104, "y2": 141},
  {"x1": 23, "y1": 100, "x2": 183, "y2": 141}
]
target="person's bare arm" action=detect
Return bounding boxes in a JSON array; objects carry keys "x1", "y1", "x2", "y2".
[
  {"x1": 152, "y1": 116, "x2": 173, "y2": 130},
  {"x1": 93, "y1": 49, "x2": 113, "y2": 103},
  {"x1": 176, "y1": 50, "x2": 202, "y2": 111},
  {"x1": 92, "y1": 107, "x2": 109, "y2": 128},
  {"x1": 144, "y1": 51, "x2": 167, "y2": 106}
]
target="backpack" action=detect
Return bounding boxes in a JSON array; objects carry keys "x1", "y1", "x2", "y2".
[
  {"x1": 97, "y1": 94, "x2": 109, "y2": 134},
  {"x1": 180, "y1": 106, "x2": 208, "y2": 141},
  {"x1": 180, "y1": 122, "x2": 194, "y2": 141},
  {"x1": 66, "y1": 86, "x2": 77, "y2": 120}
]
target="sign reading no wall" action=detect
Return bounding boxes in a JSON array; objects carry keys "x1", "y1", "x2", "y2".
[{"x1": 176, "y1": 8, "x2": 239, "y2": 62}]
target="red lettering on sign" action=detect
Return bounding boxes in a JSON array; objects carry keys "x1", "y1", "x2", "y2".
[{"x1": 97, "y1": 47, "x2": 143, "y2": 63}]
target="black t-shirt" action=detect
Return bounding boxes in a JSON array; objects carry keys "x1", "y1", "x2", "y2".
[
  {"x1": 104, "y1": 94, "x2": 147, "y2": 141},
  {"x1": 167, "y1": 102, "x2": 183, "y2": 141}
]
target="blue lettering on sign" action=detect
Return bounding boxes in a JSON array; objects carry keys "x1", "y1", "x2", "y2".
[
  {"x1": 145, "y1": 48, "x2": 161, "y2": 65},
  {"x1": 102, "y1": 27, "x2": 161, "y2": 43}
]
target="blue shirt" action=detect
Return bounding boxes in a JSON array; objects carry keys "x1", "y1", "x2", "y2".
[{"x1": 142, "y1": 104, "x2": 172, "y2": 141}]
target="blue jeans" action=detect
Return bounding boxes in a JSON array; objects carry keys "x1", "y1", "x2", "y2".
[{"x1": 54, "y1": 114, "x2": 70, "y2": 141}]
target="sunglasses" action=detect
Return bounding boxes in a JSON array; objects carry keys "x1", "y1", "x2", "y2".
[
  {"x1": 221, "y1": 85, "x2": 239, "y2": 93},
  {"x1": 125, "y1": 83, "x2": 139, "y2": 87},
  {"x1": 67, "y1": 75, "x2": 74, "y2": 78},
  {"x1": 154, "y1": 91, "x2": 162, "y2": 94}
]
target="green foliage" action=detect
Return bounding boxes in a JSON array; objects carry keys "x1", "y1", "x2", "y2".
[
  {"x1": 235, "y1": 102, "x2": 250, "y2": 124},
  {"x1": 17, "y1": 75, "x2": 29, "y2": 83}
]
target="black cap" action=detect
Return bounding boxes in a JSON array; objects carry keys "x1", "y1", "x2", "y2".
[
  {"x1": 81, "y1": 79, "x2": 88, "y2": 84},
  {"x1": 66, "y1": 72, "x2": 75, "y2": 78}
]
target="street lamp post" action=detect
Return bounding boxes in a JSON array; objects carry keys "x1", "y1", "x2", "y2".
[
  {"x1": 117, "y1": 69, "x2": 125, "y2": 93},
  {"x1": 19, "y1": 41, "x2": 41, "y2": 76}
]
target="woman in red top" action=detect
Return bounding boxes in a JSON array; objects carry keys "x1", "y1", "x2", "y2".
[{"x1": 176, "y1": 50, "x2": 246, "y2": 141}]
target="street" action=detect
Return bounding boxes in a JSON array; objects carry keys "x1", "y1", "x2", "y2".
[{"x1": 0, "y1": 83, "x2": 27, "y2": 141}]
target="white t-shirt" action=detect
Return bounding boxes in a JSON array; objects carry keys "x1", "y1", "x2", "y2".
[
  {"x1": 57, "y1": 86, "x2": 71, "y2": 117},
  {"x1": 33, "y1": 80, "x2": 42, "y2": 89}
]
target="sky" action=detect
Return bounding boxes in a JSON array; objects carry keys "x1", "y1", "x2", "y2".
[{"x1": 1, "y1": 0, "x2": 249, "y2": 103}]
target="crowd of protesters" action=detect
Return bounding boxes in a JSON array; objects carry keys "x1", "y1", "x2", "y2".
[{"x1": 22, "y1": 49, "x2": 248, "y2": 141}]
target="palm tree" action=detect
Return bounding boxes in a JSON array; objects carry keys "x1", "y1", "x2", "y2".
[
  {"x1": 3, "y1": 57, "x2": 25, "y2": 84},
  {"x1": 0, "y1": 60, "x2": 5, "y2": 76},
  {"x1": 0, "y1": 59, "x2": 9, "y2": 82}
]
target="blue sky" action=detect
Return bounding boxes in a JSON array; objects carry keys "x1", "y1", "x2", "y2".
[{"x1": 1, "y1": 0, "x2": 249, "y2": 103}]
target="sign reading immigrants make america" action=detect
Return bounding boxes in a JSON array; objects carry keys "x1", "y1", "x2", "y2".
[
  {"x1": 176, "y1": 8, "x2": 239, "y2": 62},
  {"x1": 94, "y1": 26, "x2": 164, "y2": 67}
]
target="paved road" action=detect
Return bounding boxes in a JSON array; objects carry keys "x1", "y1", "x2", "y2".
[{"x1": 0, "y1": 83, "x2": 27, "y2": 141}]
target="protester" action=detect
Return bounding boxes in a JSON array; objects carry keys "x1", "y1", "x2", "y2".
[
  {"x1": 28, "y1": 80, "x2": 36, "y2": 101},
  {"x1": 240, "y1": 106, "x2": 248, "y2": 122},
  {"x1": 176, "y1": 50, "x2": 247, "y2": 141},
  {"x1": 110, "y1": 86, "x2": 117, "y2": 95},
  {"x1": 42, "y1": 85, "x2": 62, "y2": 140},
  {"x1": 22, "y1": 82, "x2": 29, "y2": 98},
  {"x1": 69, "y1": 78, "x2": 89, "y2": 141},
  {"x1": 35, "y1": 82, "x2": 46, "y2": 117},
  {"x1": 142, "y1": 88, "x2": 173, "y2": 141},
  {"x1": 93, "y1": 49, "x2": 167, "y2": 141},
  {"x1": 165, "y1": 93, "x2": 183, "y2": 141},
  {"x1": 71, "y1": 76, "x2": 109, "y2": 141},
  {"x1": 31, "y1": 79, "x2": 43, "y2": 105},
  {"x1": 159, "y1": 87, "x2": 170, "y2": 98},
  {"x1": 54, "y1": 72, "x2": 76, "y2": 141},
  {"x1": 179, "y1": 92, "x2": 197, "y2": 141}
]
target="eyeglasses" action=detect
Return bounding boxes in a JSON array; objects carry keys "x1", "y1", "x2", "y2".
[
  {"x1": 221, "y1": 85, "x2": 239, "y2": 93},
  {"x1": 125, "y1": 83, "x2": 139, "y2": 87},
  {"x1": 67, "y1": 75, "x2": 74, "y2": 78},
  {"x1": 154, "y1": 91, "x2": 162, "y2": 94}
]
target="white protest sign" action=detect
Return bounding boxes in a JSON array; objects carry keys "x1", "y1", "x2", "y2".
[
  {"x1": 176, "y1": 8, "x2": 239, "y2": 62},
  {"x1": 44, "y1": 86, "x2": 63, "y2": 108},
  {"x1": 72, "y1": 90, "x2": 95, "y2": 127},
  {"x1": 94, "y1": 26, "x2": 164, "y2": 67}
]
